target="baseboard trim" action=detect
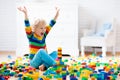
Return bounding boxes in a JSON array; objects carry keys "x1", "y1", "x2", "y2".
[
  {"x1": 0, "y1": 51, "x2": 15, "y2": 54},
  {"x1": 79, "y1": 51, "x2": 120, "y2": 56}
]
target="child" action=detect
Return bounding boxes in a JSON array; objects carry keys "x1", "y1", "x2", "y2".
[{"x1": 18, "y1": 6, "x2": 59, "y2": 71}]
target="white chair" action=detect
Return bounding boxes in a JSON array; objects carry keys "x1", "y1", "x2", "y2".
[{"x1": 80, "y1": 19, "x2": 116, "y2": 57}]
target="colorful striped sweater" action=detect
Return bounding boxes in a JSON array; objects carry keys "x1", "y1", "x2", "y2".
[{"x1": 24, "y1": 19, "x2": 56, "y2": 59}]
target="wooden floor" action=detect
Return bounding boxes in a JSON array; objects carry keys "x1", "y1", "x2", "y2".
[
  {"x1": 0, "y1": 51, "x2": 120, "y2": 62},
  {"x1": 0, "y1": 51, "x2": 16, "y2": 62},
  {"x1": 0, "y1": 51, "x2": 120, "y2": 56},
  {"x1": 81, "y1": 51, "x2": 120, "y2": 57}
]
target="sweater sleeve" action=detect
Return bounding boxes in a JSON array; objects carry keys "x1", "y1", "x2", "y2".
[
  {"x1": 45, "y1": 19, "x2": 56, "y2": 36},
  {"x1": 24, "y1": 20, "x2": 33, "y2": 38}
]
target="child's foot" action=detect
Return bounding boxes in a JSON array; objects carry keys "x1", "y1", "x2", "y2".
[{"x1": 39, "y1": 65, "x2": 47, "y2": 71}]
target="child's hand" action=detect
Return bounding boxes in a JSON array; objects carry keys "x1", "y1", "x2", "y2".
[
  {"x1": 18, "y1": 6, "x2": 27, "y2": 14},
  {"x1": 54, "y1": 7, "x2": 60, "y2": 21},
  {"x1": 18, "y1": 6, "x2": 28, "y2": 19},
  {"x1": 55, "y1": 7, "x2": 60, "y2": 15}
]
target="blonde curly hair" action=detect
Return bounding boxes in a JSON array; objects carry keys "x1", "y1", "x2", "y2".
[{"x1": 32, "y1": 19, "x2": 46, "y2": 32}]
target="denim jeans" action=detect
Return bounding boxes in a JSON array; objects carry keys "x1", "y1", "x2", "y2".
[{"x1": 30, "y1": 49, "x2": 57, "y2": 69}]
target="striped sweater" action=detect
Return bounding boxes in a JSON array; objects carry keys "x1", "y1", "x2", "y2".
[{"x1": 24, "y1": 19, "x2": 56, "y2": 59}]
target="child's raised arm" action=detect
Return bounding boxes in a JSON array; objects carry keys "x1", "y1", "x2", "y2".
[
  {"x1": 18, "y1": 6, "x2": 32, "y2": 39},
  {"x1": 18, "y1": 6, "x2": 28, "y2": 20},
  {"x1": 53, "y1": 7, "x2": 60, "y2": 21}
]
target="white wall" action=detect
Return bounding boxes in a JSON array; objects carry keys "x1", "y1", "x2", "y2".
[
  {"x1": 0, "y1": 0, "x2": 16, "y2": 51},
  {"x1": 0, "y1": 0, "x2": 79, "y2": 57},
  {"x1": 78, "y1": 0, "x2": 120, "y2": 52},
  {"x1": 0, "y1": 0, "x2": 120, "y2": 53},
  {"x1": 16, "y1": 0, "x2": 79, "y2": 57}
]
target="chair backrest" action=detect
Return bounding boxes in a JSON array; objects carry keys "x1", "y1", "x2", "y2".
[
  {"x1": 84, "y1": 18, "x2": 116, "y2": 47},
  {"x1": 94, "y1": 22, "x2": 112, "y2": 37},
  {"x1": 106, "y1": 18, "x2": 116, "y2": 47}
]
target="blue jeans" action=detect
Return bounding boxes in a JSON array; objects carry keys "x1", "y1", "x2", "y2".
[{"x1": 30, "y1": 49, "x2": 57, "y2": 69}]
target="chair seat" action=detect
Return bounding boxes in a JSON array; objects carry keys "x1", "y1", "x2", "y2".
[{"x1": 81, "y1": 36, "x2": 106, "y2": 47}]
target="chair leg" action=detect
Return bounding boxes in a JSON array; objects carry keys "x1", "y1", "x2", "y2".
[
  {"x1": 102, "y1": 47, "x2": 106, "y2": 57},
  {"x1": 81, "y1": 46, "x2": 85, "y2": 56}
]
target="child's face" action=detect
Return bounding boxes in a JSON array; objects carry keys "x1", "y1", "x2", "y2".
[{"x1": 34, "y1": 23, "x2": 46, "y2": 37}]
